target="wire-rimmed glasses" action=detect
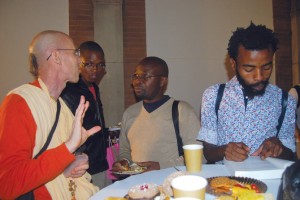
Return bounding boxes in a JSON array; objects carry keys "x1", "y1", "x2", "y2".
[
  {"x1": 130, "y1": 74, "x2": 165, "y2": 81},
  {"x1": 46, "y1": 48, "x2": 80, "y2": 61}
]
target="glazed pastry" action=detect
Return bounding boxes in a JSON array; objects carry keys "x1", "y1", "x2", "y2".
[
  {"x1": 119, "y1": 159, "x2": 130, "y2": 171},
  {"x1": 162, "y1": 171, "x2": 188, "y2": 196},
  {"x1": 128, "y1": 183, "x2": 159, "y2": 200}
]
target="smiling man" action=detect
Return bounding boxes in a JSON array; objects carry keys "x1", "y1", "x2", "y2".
[{"x1": 198, "y1": 22, "x2": 296, "y2": 163}]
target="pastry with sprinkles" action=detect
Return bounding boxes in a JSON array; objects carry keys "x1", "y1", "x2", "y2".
[{"x1": 128, "y1": 183, "x2": 159, "y2": 200}]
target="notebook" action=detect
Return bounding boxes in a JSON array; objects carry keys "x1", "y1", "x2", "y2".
[{"x1": 224, "y1": 156, "x2": 294, "y2": 179}]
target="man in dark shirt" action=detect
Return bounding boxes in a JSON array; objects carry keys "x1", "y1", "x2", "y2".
[{"x1": 61, "y1": 41, "x2": 110, "y2": 188}]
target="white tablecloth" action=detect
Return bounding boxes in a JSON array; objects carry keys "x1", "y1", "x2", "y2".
[{"x1": 90, "y1": 164, "x2": 281, "y2": 200}]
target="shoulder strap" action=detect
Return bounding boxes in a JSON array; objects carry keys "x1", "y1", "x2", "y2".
[
  {"x1": 34, "y1": 100, "x2": 61, "y2": 159},
  {"x1": 215, "y1": 84, "x2": 225, "y2": 119},
  {"x1": 172, "y1": 100, "x2": 183, "y2": 156},
  {"x1": 276, "y1": 90, "x2": 288, "y2": 138},
  {"x1": 293, "y1": 85, "x2": 300, "y2": 108}
]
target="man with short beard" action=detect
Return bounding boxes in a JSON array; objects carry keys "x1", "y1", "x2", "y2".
[
  {"x1": 198, "y1": 22, "x2": 296, "y2": 164},
  {"x1": 112, "y1": 56, "x2": 201, "y2": 172}
]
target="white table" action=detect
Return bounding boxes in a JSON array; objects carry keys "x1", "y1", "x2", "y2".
[{"x1": 90, "y1": 165, "x2": 281, "y2": 200}]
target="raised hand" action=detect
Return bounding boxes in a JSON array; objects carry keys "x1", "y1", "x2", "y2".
[{"x1": 65, "y1": 96, "x2": 101, "y2": 153}]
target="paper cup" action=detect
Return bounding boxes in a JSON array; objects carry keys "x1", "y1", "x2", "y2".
[
  {"x1": 183, "y1": 144, "x2": 203, "y2": 173},
  {"x1": 171, "y1": 175, "x2": 207, "y2": 199}
]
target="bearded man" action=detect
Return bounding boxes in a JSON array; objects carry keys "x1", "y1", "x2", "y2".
[
  {"x1": 197, "y1": 22, "x2": 296, "y2": 163},
  {"x1": 113, "y1": 56, "x2": 201, "y2": 172}
]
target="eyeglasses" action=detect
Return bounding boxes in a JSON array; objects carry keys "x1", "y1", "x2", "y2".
[
  {"x1": 82, "y1": 62, "x2": 106, "y2": 70},
  {"x1": 46, "y1": 48, "x2": 80, "y2": 61},
  {"x1": 130, "y1": 74, "x2": 165, "y2": 81}
]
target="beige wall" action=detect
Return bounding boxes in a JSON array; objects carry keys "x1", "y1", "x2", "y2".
[
  {"x1": 146, "y1": 0, "x2": 273, "y2": 115},
  {"x1": 1, "y1": 0, "x2": 273, "y2": 121},
  {"x1": 0, "y1": 0, "x2": 68, "y2": 101},
  {"x1": 94, "y1": 0, "x2": 124, "y2": 127}
]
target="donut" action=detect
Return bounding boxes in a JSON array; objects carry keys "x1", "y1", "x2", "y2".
[
  {"x1": 128, "y1": 183, "x2": 159, "y2": 200},
  {"x1": 162, "y1": 171, "x2": 188, "y2": 196}
]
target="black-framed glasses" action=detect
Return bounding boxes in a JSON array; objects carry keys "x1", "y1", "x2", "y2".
[
  {"x1": 82, "y1": 62, "x2": 106, "y2": 70},
  {"x1": 130, "y1": 74, "x2": 165, "y2": 81},
  {"x1": 46, "y1": 48, "x2": 80, "y2": 61}
]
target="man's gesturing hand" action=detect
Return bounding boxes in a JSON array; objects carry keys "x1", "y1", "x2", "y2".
[{"x1": 65, "y1": 96, "x2": 101, "y2": 153}]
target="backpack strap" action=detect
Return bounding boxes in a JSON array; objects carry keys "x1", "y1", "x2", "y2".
[
  {"x1": 214, "y1": 84, "x2": 287, "y2": 138},
  {"x1": 293, "y1": 85, "x2": 300, "y2": 108},
  {"x1": 172, "y1": 100, "x2": 184, "y2": 156},
  {"x1": 276, "y1": 90, "x2": 288, "y2": 138},
  {"x1": 215, "y1": 84, "x2": 225, "y2": 119}
]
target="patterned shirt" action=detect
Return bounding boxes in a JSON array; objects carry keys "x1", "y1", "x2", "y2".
[{"x1": 198, "y1": 76, "x2": 296, "y2": 154}]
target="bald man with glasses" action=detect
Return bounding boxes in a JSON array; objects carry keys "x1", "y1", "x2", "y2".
[{"x1": 0, "y1": 31, "x2": 100, "y2": 199}]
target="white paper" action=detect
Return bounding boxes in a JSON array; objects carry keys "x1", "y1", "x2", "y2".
[{"x1": 224, "y1": 156, "x2": 294, "y2": 180}]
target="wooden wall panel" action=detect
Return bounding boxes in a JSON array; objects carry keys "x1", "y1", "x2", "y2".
[
  {"x1": 122, "y1": 0, "x2": 146, "y2": 108},
  {"x1": 69, "y1": 0, "x2": 94, "y2": 47},
  {"x1": 273, "y1": 0, "x2": 292, "y2": 91}
]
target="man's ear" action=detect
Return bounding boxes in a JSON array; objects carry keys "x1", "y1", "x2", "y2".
[
  {"x1": 53, "y1": 51, "x2": 61, "y2": 64},
  {"x1": 230, "y1": 58, "x2": 236, "y2": 71},
  {"x1": 160, "y1": 77, "x2": 168, "y2": 87}
]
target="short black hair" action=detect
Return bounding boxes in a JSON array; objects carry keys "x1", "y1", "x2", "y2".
[
  {"x1": 227, "y1": 22, "x2": 279, "y2": 60},
  {"x1": 78, "y1": 41, "x2": 104, "y2": 55},
  {"x1": 138, "y1": 56, "x2": 169, "y2": 77}
]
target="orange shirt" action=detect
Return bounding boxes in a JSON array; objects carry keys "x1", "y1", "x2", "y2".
[{"x1": 0, "y1": 81, "x2": 75, "y2": 199}]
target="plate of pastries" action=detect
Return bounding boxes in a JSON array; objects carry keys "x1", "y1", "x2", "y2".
[
  {"x1": 207, "y1": 176, "x2": 274, "y2": 200},
  {"x1": 112, "y1": 161, "x2": 147, "y2": 175},
  {"x1": 122, "y1": 171, "x2": 187, "y2": 200},
  {"x1": 106, "y1": 172, "x2": 274, "y2": 200}
]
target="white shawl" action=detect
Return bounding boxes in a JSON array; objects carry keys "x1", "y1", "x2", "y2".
[{"x1": 10, "y1": 79, "x2": 99, "y2": 199}]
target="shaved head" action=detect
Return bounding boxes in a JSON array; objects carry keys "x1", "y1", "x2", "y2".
[{"x1": 29, "y1": 30, "x2": 72, "y2": 78}]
